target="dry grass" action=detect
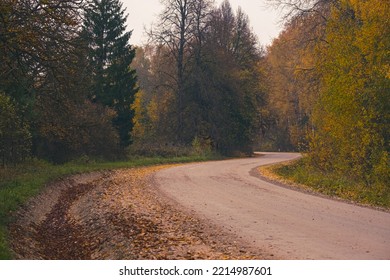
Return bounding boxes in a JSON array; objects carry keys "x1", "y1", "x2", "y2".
[{"x1": 258, "y1": 158, "x2": 390, "y2": 211}]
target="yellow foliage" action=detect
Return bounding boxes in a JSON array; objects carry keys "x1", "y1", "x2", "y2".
[
  {"x1": 309, "y1": 0, "x2": 390, "y2": 184},
  {"x1": 131, "y1": 91, "x2": 147, "y2": 139}
]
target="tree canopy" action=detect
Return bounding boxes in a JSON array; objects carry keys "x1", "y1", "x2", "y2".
[
  {"x1": 134, "y1": 0, "x2": 267, "y2": 155},
  {"x1": 1, "y1": 0, "x2": 388, "y2": 188}
]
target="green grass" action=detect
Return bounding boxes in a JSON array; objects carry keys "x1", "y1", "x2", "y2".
[
  {"x1": 0, "y1": 154, "x2": 220, "y2": 259},
  {"x1": 266, "y1": 158, "x2": 390, "y2": 209}
]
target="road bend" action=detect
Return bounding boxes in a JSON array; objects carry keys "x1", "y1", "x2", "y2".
[{"x1": 154, "y1": 152, "x2": 390, "y2": 259}]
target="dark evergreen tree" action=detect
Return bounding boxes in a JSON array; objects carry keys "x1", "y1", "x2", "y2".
[{"x1": 83, "y1": 0, "x2": 138, "y2": 147}]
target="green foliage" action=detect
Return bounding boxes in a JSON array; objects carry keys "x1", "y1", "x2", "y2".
[
  {"x1": 28, "y1": 33, "x2": 121, "y2": 163},
  {"x1": 187, "y1": 2, "x2": 265, "y2": 155},
  {"x1": 192, "y1": 136, "x2": 213, "y2": 156},
  {"x1": 35, "y1": 97, "x2": 120, "y2": 163},
  {"x1": 0, "y1": 92, "x2": 31, "y2": 166},
  {"x1": 137, "y1": 1, "x2": 267, "y2": 155},
  {"x1": 128, "y1": 144, "x2": 194, "y2": 158},
  {"x1": 83, "y1": 0, "x2": 138, "y2": 147},
  {"x1": 0, "y1": 0, "x2": 126, "y2": 164},
  {"x1": 0, "y1": 0, "x2": 82, "y2": 111}
]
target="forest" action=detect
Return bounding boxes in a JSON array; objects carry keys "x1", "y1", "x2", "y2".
[{"x1": 1, "y1": 0, "x2": 389, "y2": 187}]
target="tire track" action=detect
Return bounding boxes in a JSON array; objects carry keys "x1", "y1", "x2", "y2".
[{"x1": 10, "y1": 166, "x2": 266, "y2": 260}]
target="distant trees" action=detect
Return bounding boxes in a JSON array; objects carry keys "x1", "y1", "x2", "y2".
[
  {"x1": 131, "y1": 44, "x2": 183, "y2": 154},
  {"x1": 265, "y1": 10, "x2": 325, "y2": 151},
  {"x1": 134, "y1": 0, "x2": 267, "y2": 155},
  {"x1": 198, "y1": 1, "x2": 265, "y2": 154},
  {"x1": 147, "y1": 0, "x2": 214, "y2": 143}
]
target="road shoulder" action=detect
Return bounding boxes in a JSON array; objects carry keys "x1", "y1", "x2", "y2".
[{"x1": 9, "y1": 165, "x2": 268, "y2": 259}]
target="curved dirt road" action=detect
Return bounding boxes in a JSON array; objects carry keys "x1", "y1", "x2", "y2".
[
  {"x1": 155, "y1": 152, "x2": 390, "y2": 259},
  {"x1": 10, "y1": 167, "x2": 265, "y2": 260}
]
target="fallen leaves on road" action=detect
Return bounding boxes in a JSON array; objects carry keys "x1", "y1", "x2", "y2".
[{"x1": 10, "y1": 166, "x2": 265, "y2": 259}]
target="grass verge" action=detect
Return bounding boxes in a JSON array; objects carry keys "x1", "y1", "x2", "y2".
[
  {"x1": 0, "y1": 154, "x2": 220, "y2": 259},
  {"x1": 260, "y1": 157, "x2": 390, "y2": 210}
]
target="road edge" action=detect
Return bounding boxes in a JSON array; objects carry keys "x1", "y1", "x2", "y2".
[{"x1": 251, "y1": 159, "x2": 390, "y2": 214}]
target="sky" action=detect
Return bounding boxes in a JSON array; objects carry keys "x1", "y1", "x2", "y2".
[{"x1": 122, "y1": 0, "x2": 285, "y2": 47}]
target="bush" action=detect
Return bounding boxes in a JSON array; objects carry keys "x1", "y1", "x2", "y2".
[
  {"x1": 35, "y1": 97, "x2": 120, "y2": 163},
  {"x1": 0, "y1": 92, "x2": 31, "y2": 166},
  {"x1": 271, "y1": 157, "x2": 390, "y2": 208},
  {"x1": 128, "y1": 142, "x2": 194, "y2": 158},
  {"x1": 192, "y1": 136, "x2": 212, "y2": 156}
]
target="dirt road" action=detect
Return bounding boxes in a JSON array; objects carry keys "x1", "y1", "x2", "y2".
[
  {"x1": 154, "y1": 152, "x2": 390, "y2": 259},
  {"x1": 10, "y1": 166, "x2": 265, "y2": 259}
]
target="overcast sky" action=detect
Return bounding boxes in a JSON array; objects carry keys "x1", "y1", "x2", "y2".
[{"x1": 122, "y1": 0, "x2": 285, "y2": 47}]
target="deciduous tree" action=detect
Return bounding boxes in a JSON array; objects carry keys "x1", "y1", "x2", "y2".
[{"x1": 310, "y1": 0, "x2": 390, "y2": 185}]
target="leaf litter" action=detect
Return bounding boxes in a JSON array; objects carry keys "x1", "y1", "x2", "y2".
[{"x1": 9, "y1": 165, "x2": 266, "y2": 259}]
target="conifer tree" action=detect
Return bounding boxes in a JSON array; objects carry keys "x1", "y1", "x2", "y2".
[{"x1": 83, "y1": 0, "x2": 138, "y2": 147}]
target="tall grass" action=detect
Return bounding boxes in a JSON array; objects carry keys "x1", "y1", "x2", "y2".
[{"x1": 267, "y1": 157, "x2": 390, "y2": 209}]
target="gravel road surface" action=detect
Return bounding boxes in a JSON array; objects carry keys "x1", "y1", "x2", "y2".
[{"x1": 154, "y1": 152, "x2": 390, "y2": 259}]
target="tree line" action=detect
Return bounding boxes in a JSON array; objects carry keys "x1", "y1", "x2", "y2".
[
  {"x1": 1, "y1": 0, "x2": 137, "y2": 163},
  {"x1": 266, "y1": 0, "x2": 389, "y2": 185},
  {"x1": 132, "y1": 0, "x2": 267, "y2": 155},
  {"x1": 1, "y1": 0, "x2": 388, "y2": 187},
  {"x1": 1, "y1": 0, "x2": 267, "y2": 164}
]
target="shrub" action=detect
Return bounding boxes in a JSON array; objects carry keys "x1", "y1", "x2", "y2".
[{"x1": 0, "y1": 92, "x2": 31, "y2": 166}]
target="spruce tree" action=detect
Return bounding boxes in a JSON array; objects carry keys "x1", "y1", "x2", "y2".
[{"x1": 83, "y1": 0, "x2": 138, "y2": 147}]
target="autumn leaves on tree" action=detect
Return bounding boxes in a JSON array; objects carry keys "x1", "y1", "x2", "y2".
[
  {"x1": 266, "y1": 0, "x2": 389, "y2": 186},
  {"x1": 0, "y1": 0, "x2": 389, "y2": 187}
]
